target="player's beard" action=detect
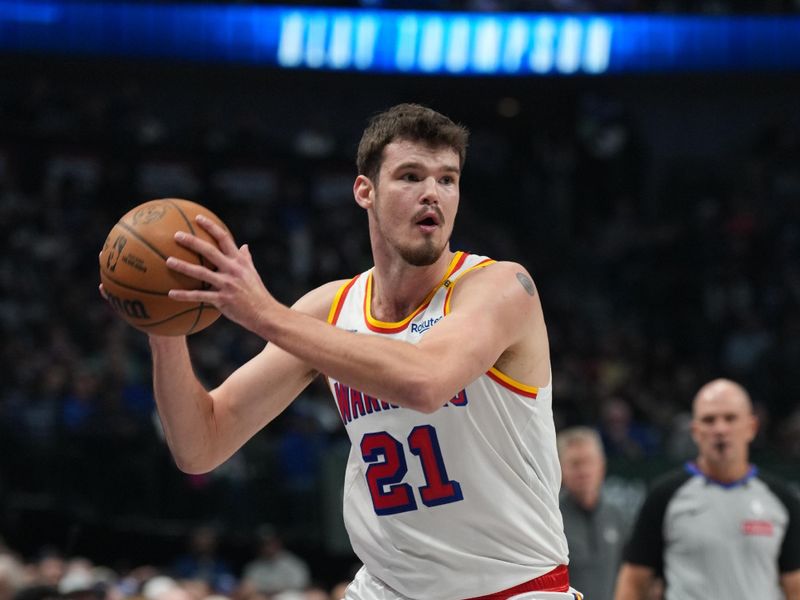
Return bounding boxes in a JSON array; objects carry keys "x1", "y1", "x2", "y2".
[{"x1": 399, "y1": 237, "x2": 444, "y2": 266}]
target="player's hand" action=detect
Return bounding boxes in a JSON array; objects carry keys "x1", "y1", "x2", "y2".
[
  {"x1": 165, "y1": 214, "x2": 277, "y2": 333},
  {"x1": 98, "y1": 252, "x2": 109, "y2": 301}
]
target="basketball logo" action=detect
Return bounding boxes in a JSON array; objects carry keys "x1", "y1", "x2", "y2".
[
  {"x1": 106, "y1": 234, "x2": 127, "y2": 272},
  {"x1": 132, "y1": 205, "x2": 167, "y2": 225}
]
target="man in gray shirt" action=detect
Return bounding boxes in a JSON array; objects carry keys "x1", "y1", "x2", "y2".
[
  {"x1": 558, "y1": 426, "x2": 629, "y2": 600},
  {"x1": 614, "y1": 378, "x2": 800, "y2": 600}
]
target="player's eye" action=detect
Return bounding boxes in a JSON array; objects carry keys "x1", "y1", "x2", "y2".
[{"x1": 402, "y1": 173, "x2": 420, "y2": 182}]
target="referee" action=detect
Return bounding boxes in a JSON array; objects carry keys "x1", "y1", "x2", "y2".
[{"x1": 614, "y1": 378, "x2": 800, "y2": 600}]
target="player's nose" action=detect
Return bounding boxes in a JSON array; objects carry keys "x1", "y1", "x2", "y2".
[{"x1": 420, "y1": 176, "x2": 440, "y2": 204}]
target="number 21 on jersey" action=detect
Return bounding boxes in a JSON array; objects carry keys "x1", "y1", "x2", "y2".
[{"x1": 361, "y1": 425, "x2": 464, "y2": 515}]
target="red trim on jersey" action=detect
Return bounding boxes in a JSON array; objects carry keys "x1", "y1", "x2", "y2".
[
  {"x1": 450, "y1": 249, "x2": 469, "y2": 273},
  {"x1": 486, "y1": 368, "x2": 539, "y2": 399},
  {"x1": 363, "y1": 282, "x2": 433, "y2": 333},
  {"x1": 463, "y1": 565, "x2": 570, "y2": 599},
  {"x1": 328, "y1": 275, "x2": 360, "y2": 326}
]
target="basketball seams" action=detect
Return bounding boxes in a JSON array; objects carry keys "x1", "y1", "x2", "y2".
[
  {"x1": 186, "y1": 304, "x2": 203, "y2": 334},
  {"x1": 117, "y1": 221, "x2": 170, "y2": 261},
  {"x1": 100, "y1": 268, "x2": 170, "y2": 296},
  {"x1": 137, "y1": 305, "x2": 220, "y2": 332},
  {"x1": 164, "y1": 199, "x2": 197, "y2": 236}
]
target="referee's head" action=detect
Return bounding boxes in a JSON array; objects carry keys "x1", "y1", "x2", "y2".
[{"x1": 691, "y1": 378, "x2": 758, "y2": 481}]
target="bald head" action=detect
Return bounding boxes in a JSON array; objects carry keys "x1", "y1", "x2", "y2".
[
  {"x1": 691, "y1": 378, "x2": 757, "y2": 482},
  {"x1": 692, "y1": 378, "x2": 753, "y2": 417}
]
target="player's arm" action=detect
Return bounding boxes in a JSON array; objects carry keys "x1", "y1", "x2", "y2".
[
  {"x1": 762, "y1": 473, "x2": 800, "y2": 600},
  {"x1": 247, "y1": 260, "x2": 540, "y2": 412},
  {"x1": 781, "y1": 570, "x2": 800, "y2": 600},
  {"x1": 150, "y1": 279, "x2": 343, "y2": 474},
  {"x1": 613, "y1": 564, "x2": 656, "y2": 600},
  {"x1": 167, "y1": 216, "x2": 543, "y2": 412}
]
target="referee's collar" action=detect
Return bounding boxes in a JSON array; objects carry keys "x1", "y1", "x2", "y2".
[{"x1": 685, "y1": 461, "x2": 758, "y2": 488}]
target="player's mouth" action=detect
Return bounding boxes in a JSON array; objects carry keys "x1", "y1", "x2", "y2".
[
  {"x1": 714, "y1": 440, "x2": 728, "y2": 454},
  {"x1": 414, "y1": 209, "x2": 442, "y2": 233}
]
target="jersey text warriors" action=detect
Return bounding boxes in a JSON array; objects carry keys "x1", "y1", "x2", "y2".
[{"x1": 326, "y1": 252, "x2": 569, "y2": 600}]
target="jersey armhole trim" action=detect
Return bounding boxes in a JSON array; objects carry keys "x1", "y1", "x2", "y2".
[
  {"x1": 486, "y1": 367, "x2": 539, "y2": 398},
  {"x1": 327, "y1": 274, "x2": 360, "y2": 325},
  {"x1": 443, "y1": 258, "x2": 496, "y2": 314},
  {"x1": 440, "y1": 259, "x2": 538, "y2": 398}
]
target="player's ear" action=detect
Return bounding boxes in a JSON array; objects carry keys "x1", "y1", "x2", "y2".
[{"x1": 354, "y1": 175, "x2": 374, "y2": 209}]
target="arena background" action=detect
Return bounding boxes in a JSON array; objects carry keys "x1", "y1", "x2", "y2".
[{"x1": 0, "y1": 0, "x2": 799, "y2": 593}]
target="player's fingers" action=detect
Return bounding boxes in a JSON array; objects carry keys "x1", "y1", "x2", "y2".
[
  {"x1": 165, "y1": 256, "x2": 225, "y2": 288},
  {"x1": 167, "y1": 288, "x2": 215, "y2": 303},
  {"x1": 173, "y1": 230, "x2": 227, "y2": 265},
  {"x1": 195, "y1": 214, "x2": 239, "y2": 255}
]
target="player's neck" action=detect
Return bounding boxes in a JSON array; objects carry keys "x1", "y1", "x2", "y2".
[
  {"x1": 695, "y1": 456, "x2": 752, "y2": 484},
  {"x1": 370, "y1": 249, "x2": 456, "y2": 322}
]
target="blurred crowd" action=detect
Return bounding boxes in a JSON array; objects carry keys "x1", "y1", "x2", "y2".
[
  {"x1": 0, "y1": 59, "x2": 799, "y2": 584},
  {"x1": 0, "y1": 524, "x2": 357, "y2": 600}
]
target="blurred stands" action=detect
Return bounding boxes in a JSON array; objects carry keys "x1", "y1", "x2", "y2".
[{"x1": 0, "y1": 0, "x2": 799, "y2": 591}]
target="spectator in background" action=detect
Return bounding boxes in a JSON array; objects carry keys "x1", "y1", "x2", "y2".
[
  {"x1": 614, "y1": 378, "x2": 800, "y2": 599},
  {"x1": 170, "y1": 525, "x2": 235, "y2": 595},
  {"x1": 0, "y1": 552, "x2": 26, "y2": 600},
  {"x1": 241, "y1": 525, "x2": 310, "y2": 596},
  {"x1": 558, "y1": 427, "x2": 628, "y2": 600},
  {"x1": 598, "y1": 397, "x2": 660, "y2": 460}
]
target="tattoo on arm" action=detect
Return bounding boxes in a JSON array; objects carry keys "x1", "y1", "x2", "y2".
[{"x1": 516, "y1": 273, "x2": 536, "y2": 296}]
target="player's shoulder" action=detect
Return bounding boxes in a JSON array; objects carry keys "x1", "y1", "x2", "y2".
[
  {"x1": 291, "y1": 278, "x2": 354, "y2": 320},
  {"x1": 454, "y1": 258, "x2": 539, "y2": 297}
]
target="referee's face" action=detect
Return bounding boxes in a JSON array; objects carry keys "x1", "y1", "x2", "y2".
[{"x1": 691, "y1": 381, "x2": 758, "y2": 473}]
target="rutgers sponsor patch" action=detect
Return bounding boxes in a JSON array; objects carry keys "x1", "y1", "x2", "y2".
[{"x1": 741, "y1": 520, "x2": 774, "y2": 536}]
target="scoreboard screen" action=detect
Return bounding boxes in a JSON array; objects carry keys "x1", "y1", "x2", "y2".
[{"x1": 1, "y1": 1, "x2": 799, "y2": 75}]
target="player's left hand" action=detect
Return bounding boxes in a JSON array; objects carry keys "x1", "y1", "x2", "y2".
[{"x1": 166, "y1": 214, "x2": 277, "y2": 333}]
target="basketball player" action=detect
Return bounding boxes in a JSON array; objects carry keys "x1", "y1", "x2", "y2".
[
  {"x1": 123, "y1": 105, "x2": 582, "y2": 599},
  {"x1": 614, "y1": 378, "x2": 800, "y2": 600}
]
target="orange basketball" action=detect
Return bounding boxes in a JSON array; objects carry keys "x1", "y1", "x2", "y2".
[{"x1": 99, "y1": 198, "x2": 230, "y2": 336}]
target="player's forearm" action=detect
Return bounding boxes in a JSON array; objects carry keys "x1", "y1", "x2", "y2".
[
  {"x1": 255, "y1": 304, "x2": 456, "y2": 412},
  {"x1": 781, "y1": 570, "x2": 800, "y2": 600},
  {"x1": 613, "y1": 564, "x2": 654, "y2": 600},
  {"x1": 149, "y1": 335, "x2": 219, "y2": 473},
  {"x1": 613, "y1": 586, "x2": 644, "y2": 600}
]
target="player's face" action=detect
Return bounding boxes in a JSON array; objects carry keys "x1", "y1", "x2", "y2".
[
  {"x1": 691, "y1": 384, "x2": 757, "y2": 468},
  {"x1": 560, "y1": 441, "x2": 605, "y2": 498},
  {"x1": 370, "y1": 139, "x2": 460, "y2": 266}
]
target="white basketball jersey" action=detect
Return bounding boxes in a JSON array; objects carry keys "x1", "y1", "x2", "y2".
[{"x1": 325, "y1": 252, "x2": 569, "y2": 600}]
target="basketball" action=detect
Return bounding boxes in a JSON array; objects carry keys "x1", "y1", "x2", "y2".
[{"x1": 99, "y1": 198, "x2": 229, "y2": 336}]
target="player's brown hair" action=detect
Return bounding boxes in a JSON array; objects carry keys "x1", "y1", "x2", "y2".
[{"x1": 356, "y1": 103, "x2": 469, "y2": 182}]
